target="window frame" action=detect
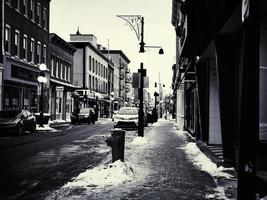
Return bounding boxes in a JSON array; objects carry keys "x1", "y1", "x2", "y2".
[
  {"x1": 22, "y1": 34, "x2": 28, "y2": 61},
  {"x1": 5, "y1": 24, "x2": 11, "y2": 54}
]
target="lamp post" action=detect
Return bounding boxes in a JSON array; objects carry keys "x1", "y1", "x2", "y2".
[
  {"x1": 110, "y1": 91, "x2": 114, "y2": 118},
  {"x1": 117, "y1": 15, "x2": 164, "y2": 137},
  {"x1": 37, "y1": 63, "x2": 47, "y2": 127}
]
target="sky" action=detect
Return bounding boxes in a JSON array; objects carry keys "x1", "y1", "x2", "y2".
[{"x1": 50, "y1": 0, "x2": 176, "y2": 95}]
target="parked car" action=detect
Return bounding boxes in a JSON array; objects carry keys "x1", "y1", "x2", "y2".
[
  {"x1": 0, "y1": 109, "x2": 36, "y2": 135},
  {"x1": 71, "y1": 108, "x2": 95, "y2": 124},
  {"x1": 114, "y1": 107, "x2": 147, "y2": 129},
  {"x1": 112, "y1": 110, "x2": 119, "y2": 121}
]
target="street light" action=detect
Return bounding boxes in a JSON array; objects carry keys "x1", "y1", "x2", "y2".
[
  {"x1": 117, "y1": 15, "x2": 164, "y2": 137},
  {"x1": 110, "y1": 91, "x2": 114, "y2": 118},
  {"x1": 37, "y1": 63, "x2": 47, "y2": 127}
]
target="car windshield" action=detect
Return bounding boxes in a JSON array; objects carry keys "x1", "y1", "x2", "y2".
[
  {"x1": 118, "y1": 108, "x2": 138, "y2": 115},
  {"x1": 0, "y1": 110, "x2": 21, "y2": 118}
]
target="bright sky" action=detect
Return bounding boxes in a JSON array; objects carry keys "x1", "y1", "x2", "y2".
[{"x1": 50, "y1": 0, "x2": 175, "y2": 95}]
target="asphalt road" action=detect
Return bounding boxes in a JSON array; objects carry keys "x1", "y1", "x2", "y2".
[{"x1": 0, "y1": 120, "x2": 114, "y2": 200}]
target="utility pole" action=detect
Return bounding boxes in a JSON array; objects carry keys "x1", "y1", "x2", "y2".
[{"x1": 138, "y1": 17, "x2": 145, "y2": 137}]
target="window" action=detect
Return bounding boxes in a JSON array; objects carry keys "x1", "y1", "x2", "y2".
[
  {"x1": 51, "y1": 57, "x2": 54, "y2": 77},
  {"x1": 68, "y1": 66, "x2": 71, "y2": 81},
  {"x1": 60, "y1": 63, "x2": 63, "y2": 79},
  {"x1": 5, "y1": 0, "x2": 11, "y2": 6},
  {"x1": 30, "y1": 0, "x2": 34, "y2": 21},
  {"x1": 92, "y1": 58, "x2": 95, "y2": 73},
  {"x1": 96, "y1": 61, "x2": 98, "y2": 75},
  {"x1": 43, "y1": 8, "x2": 48, "y2": 29},
  {"x1": 14, "y1": 0, "x2": 20, "y2": 11},
  {"x1": 89, "y1": 75, "x2": 91, "y2": 89},
  {"x1": 64, "y1": 64, "x2": 67, "y2": 80},
  {"x1": 30, "y1": 38, "x2": 35, "y2": 63},
  {"x1": 37, "y1": 42, "x2": 41, "y2": 64},
  {"x1": 23, "y1": 0, "x2": 28, "y2": 17},
  {"x1": 56, "y1": 60, "x2": 59, "y2": 78},
  {"x1": 14, "y1": 30, "x2": 20, "y2": 57},
  {"x1": 89, "y1": 56, "x2": 91, "y2": 71},
  {"x1": 5, "y1": 25, "x2": 11, "y2": 54},
  {"x1": 95, "y1": 60, "x2": 97, "y2": 74},
  {"x1": 37, "y1": 3, "x2": 41, "y2": 25},
  {"x1": 22, "y1": 35, "x2": 28, "y2": 60},
  {"x1": 42, "y1": 44, "x2": 46, "y2": 64}
]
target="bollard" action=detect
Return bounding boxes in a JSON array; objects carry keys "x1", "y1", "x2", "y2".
[{"x1": 105, "y1": 129, "x2": 125, "y2": 162}]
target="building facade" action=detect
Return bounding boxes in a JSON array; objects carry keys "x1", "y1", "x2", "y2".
[
  {"x1": 70, "y1": 32, "x2": 110, "y2": 117},
  {"x1": 2, "y1": 0, "x2": 50, "y2": 112},
  {"x1": 49, "y1": 33, "x2": 76, "y2": 121},
  {"x1": 171, "y1": 0, "x2": 267, "y2": 198},
  {"x1": 101, "y1": 50, "x2": 130, "y2": 110}
]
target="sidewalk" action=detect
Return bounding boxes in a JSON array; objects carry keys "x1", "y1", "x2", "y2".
[{"x1": 47, "y1": 119, "x2": 237, "y2": 200}]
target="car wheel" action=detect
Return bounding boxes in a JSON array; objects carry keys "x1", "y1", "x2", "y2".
[{"x1": 18, "y1": 125, "x2": 23, "y2": 135}]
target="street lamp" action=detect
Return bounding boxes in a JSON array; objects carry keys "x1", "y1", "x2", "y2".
[
  {"x1": 37, "y1": 63, "x2": 47, "y2": 127},
  {"x1": 117, "y1": 15, "x2": 164, "y2": 137},
  {"x1": 110, "y1": 91, "x2": 114, "y2": 118}
]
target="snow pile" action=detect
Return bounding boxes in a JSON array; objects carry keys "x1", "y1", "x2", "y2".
[
  {"x1": 36, "y1": 124, "x2": 57, "y2": 132},
  {"x1": 131, "y1": 136, "x2": 148, "y2": 145},
  {"x1": 260, "y1": 196, "x2": 267, "y2": 200},
  {"x1": 205, "y1": 186, "x2": 230, "y2": 200},
  {"x1": 184, "y1": 142, "x2": 233, "y2": 179},
  {"x1": 64, "y1": 160, "x2": 135, "y2": 188}
]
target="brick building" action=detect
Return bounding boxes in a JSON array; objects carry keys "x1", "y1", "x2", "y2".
[{"x1": 1, "y1": 0, "x2": 50, "y2": 112}]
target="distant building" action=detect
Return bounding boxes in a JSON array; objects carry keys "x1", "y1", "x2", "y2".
[
  {"x1": 101, "y1": 50, "x2": 130, "y2": 110},
  {"x1": 49, "y1": 33, "x2": 76, "y2": 120},
  {"x1": 2, "y1": 0, "x2": 51, "y2": 112},
  {"x1": 70, "y1": 32, "x2": 110, "y2": 117}
]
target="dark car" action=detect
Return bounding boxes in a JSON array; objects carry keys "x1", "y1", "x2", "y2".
[
  {"x1": 71, "y1": 108, "x2": 95, "y2": 124},
  {"x1": 0, "y1": 110, "x2": 36, "y2": 135}
]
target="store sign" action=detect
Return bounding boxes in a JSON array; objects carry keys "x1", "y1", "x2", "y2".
[
  {"x1": 11, "y1": 65, "x2": 38, "y2": 82},
  {"x1": 242, "y1": 0, "x2": 250, "y2": 22}
]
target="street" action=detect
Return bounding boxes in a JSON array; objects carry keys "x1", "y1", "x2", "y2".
[
  {"x1": 0, "y1": 120, "x2": 114, "y2": 200},
  {"x1": 0, "y1": 119, "x2": 237, "y2": 200}
]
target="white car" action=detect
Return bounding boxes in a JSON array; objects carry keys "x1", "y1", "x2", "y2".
[{"x1": 114, "y1": 107, "x2": 139, "y2": 129}]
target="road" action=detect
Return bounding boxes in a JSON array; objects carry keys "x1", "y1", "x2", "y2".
[{"x1": 0, "y1": 120, "x2": 114, "y2": 200}]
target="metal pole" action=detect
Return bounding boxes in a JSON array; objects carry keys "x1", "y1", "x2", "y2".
[
  {"x1": 138, "y1": 62, "x2": 144, "y2": 137},
  {"x1": 40, "y1": 82, "x2": 44, "y2": 127},
  {"x1": 138, "y1": 17, "x2": 145, "y2": 137}
]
